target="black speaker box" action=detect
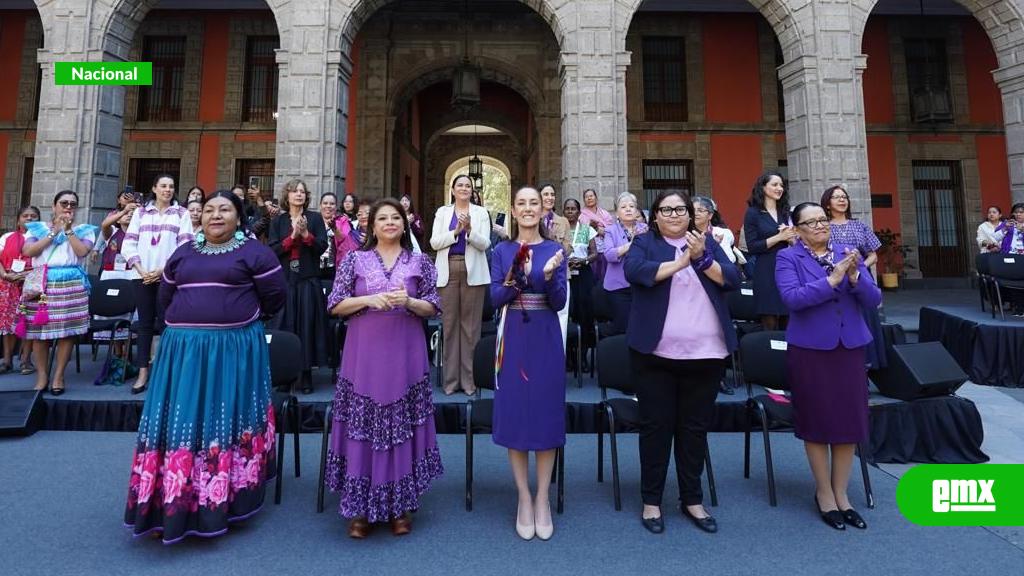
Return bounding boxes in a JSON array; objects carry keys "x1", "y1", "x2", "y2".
[
  {"x1": 871, "y1": 342, "x2": 968, "y2": 401},
  {"x1": 0, "y1": 390, "x2": 45, "y2": 437}
]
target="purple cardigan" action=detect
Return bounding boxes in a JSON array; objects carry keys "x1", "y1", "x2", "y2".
[
  {"x1": 996, "y1": 221, "x2": 1023, "y2": 253},
  {"x1": 775, "y1": 243, "x2": 882, "y2": 351}
]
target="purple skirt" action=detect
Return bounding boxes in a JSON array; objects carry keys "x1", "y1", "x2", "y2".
[{"x1": 786, "y1": 344, "x2": 869, "y2": 444}]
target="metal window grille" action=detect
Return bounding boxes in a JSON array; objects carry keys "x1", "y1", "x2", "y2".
[
  {"x1": 641, "y1": 159, "x2": 693, "y2": 209},
  {"x1": 912, "y1": 160, "x2": 967, "y2": 277},
  {"x1": 138, "y1": 36, "x2": 186, "y2": 122},
  {"x1": 242, "y1": 36, "x2": 279, "y2": 123},
  {"x1": 235, "y1": 159, "x2": 276, "y2": 200},
  {"x1": 20, "y1": 158, "x2": 34, "y2": 210},
  {"x1": 642, "y1": 37, "x2": 687, "y2": 122},
  {"x1": 904, "y1": 38, "x2": 953, "y2": 123},
  {"x1": 129, "y1": 158, "x2": 182, "y2": 201}
]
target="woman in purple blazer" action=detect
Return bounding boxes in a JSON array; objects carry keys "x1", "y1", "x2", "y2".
[{"x1": 775, "y1": 202, "x2": 881, "y2": 532}]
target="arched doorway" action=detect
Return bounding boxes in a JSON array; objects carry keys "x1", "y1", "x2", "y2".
[{"x1": 443, "y1": 153, "x2": 513, "y2": 215}]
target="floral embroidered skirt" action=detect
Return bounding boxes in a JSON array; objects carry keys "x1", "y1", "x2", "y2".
[
  {"x1": 0, "y1": 279, "x2": 21, "y2": 335},
  {"x1": 326, "y1": 312, "x2": 443, "y2": 522},
  {"x1": 124, "y1": 322, "x2": 276, "y2": 544}
]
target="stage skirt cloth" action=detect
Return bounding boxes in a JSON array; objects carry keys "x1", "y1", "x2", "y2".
[
  {"x1": 752, "y1": 250, "x2": 788, "y2": 316},
  {"x1": 272, "y1": 272, "x2": 328, "y2": 371},
  {"x1": 123, "y1": 322, "x2": 277, "y2": 544},
  {"x1": 493, "y1": 293, "x2": 567, "y2": 451},
  {"x1": 0, "y1": 279, "x2": 21, "y2": 334},
  {"x1": 326, "y1": 308, "x2": 443, "y2": 522},
  {"x1": 786, "y1": 344, "x2": 869, "y2": 444},
  {"x1": 21, "y1": 267, "x2": 90, "y2": 340}
]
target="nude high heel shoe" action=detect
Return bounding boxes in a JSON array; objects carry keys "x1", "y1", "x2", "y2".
[{"x1": 516, "y1": 501, "x2": 535, "y2": 540}]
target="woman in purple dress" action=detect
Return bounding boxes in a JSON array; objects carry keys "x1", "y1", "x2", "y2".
[
  {"x1": 327, "y1": 198, "x2": 443, "y2": 539},
  {"x1": 821, "y1": 185, "x2": 886, "y2": 369},
  {"x1": 776, "y1": 202, "x2": 881, "y2": 531},
  {"x1": 124, "y1": 191, "x2": 286, "y2": 544},
  {"x1": 490, "y1": 186, "x2": 567, "y2": 542}
]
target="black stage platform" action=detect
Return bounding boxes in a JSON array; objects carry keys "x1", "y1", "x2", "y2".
[
  {"x1": 23, "y1": 386, "x2": 987, "y2": 465},
  {"x1": 919, "y1": 305, "x2": 1024, "y2": 388}
]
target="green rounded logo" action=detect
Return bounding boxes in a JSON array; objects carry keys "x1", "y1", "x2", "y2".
[{"x1": 896, "y1": 464, "x2": 1024, "y2": 526}]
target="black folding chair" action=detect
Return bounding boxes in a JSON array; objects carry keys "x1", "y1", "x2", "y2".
[
  {"x1": 725, "y1": 281, "x2": 760, "y2": 388},
  {"x1": 266, "y1": 329, "x2": 302, "y2": 505},
  {"x1": 466, "y1": 335, "x2": 564, "y2": 512},
  {"x1": 480, "y1": 285, "x2": 497, "y2": 338},
  {"x1": 565, "y1": 321, "x2": 583, "y2": 387},
  {"x1": 739, "y1": 331, "x2": 874, "y2": 508},
  {"x1": 976, "y1": 252, "x2": 995, "y2": 313},
  {"x1": 987, "y1": 254, "x2": 1024, "y2": 320},
  {"x1": 65, "y1": 279, "x2": 136, "y2": 380},
  {"x1": 594, "y1": 335, "x2": 718, "y2": 511}
]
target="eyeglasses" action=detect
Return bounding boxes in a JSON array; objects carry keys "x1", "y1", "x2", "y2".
[
  {"x1": 694, "y1": 207, "x2": 711, "y2": 215},
  {"x1": 657, "y1": 206, "x2": 689, "y2": 217},
  {"x1": 831, "y1": 194, "x2": 849, "y2": 201},
  {"x1": 58, "y1": 200, "x2": 78, "y2": 209},
  {"x1": 797, "y1": 218, "x2": 830, "y2": 229}
]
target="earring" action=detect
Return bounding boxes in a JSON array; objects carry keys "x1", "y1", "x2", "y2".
[
  {"x1": 195, "y1": 231, "x2": 206, "y2": 245},
  {"x1": 234, "y1": 230, "x2": 245, "y2": 241}
]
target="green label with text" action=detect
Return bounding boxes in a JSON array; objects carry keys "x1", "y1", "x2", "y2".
[
  {"x1": 54, "y1": 62, "x2": 152, "y2": 85},
  {"x1": 896, "y1": 464, "x2": 1024, "y2": 526}
]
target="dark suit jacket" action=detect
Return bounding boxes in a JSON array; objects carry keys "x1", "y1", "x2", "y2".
[
  {"x1": 268, "y1": 210, "x2": 328, "y2": 281},
  {"x1": 624, "y1": 231, "x2": 740, "y2": 355},
  {"x1": 775, "y1": 242, "x2": 882, "y2": 350}
]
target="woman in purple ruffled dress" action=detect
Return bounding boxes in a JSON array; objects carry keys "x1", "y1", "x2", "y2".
[{"x1": 326, "y1": 197, "x2": 443, "y2": 539}]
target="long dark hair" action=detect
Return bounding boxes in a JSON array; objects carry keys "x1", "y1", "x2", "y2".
[
  {"x1": 510, "y1": 186, "x2": 552, "y2": 242},
  {"x1": 649, "y1": 189, "x2": 696, "y2": 238},
  {"x1": 449, "y1": 174, "x2": 475, "y2": 204},
  {"x1": 203, "y1": 189, "x2": 248, "y2": 234},
  {"x1": 748, "y1": 170, "x2": 789, "y2": 218},
  {"x1": 820, "y1": 185, "x2": 853, "y2": 220},
  {"x1": 361, "y1": 197, "x2": 413, "y2": 252},
  {"x1": 342, "y1": 193, "x2": 358, "y2": 219}
]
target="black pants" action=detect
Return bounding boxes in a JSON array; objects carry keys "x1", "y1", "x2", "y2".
[
  {"x1": 132, "y1": 280, "x2": 164, "y2": 369},
  {"x1": 631, "y1": 350, "x2": 724, "y2": 507},
  {"x1": 569, "y1": 265, "x2": 596, "y2": 349},
  {"x1": 607, "y1": 287, "x2": 632, "y2": 336}
]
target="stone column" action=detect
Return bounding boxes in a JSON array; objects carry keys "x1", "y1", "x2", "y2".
[
  {"x1": 778, "y1": 52, "x2": 872, "y2": 223},
  {"x1": 559, "y1": 50, "x2": 630, "y2": 206},
  {"x1": 32, "y1": 6, "x2": 133, "y2": 223},
  {"x1": 994, "y1": 61, "x2": 1024, "y2": 204},
  {"x1": 273, "y1": 1, "x2": 348, "y2": 198}
]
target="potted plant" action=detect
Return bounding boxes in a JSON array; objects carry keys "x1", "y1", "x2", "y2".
[{"x1": 875, "y1": 228, "x2": 913, "y2": 289}]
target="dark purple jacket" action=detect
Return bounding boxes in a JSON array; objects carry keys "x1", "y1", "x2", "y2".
[
  {"x1": 775, "y1": 243, "x2": 882, "y2": 351},
  {"x1": 996, "y1": 221, "x2": 1023, "y2": 253}
]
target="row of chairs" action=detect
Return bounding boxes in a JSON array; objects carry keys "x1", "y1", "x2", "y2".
[{"x1": 976, "y1": 252, "x2": 1024, "y2": 319}]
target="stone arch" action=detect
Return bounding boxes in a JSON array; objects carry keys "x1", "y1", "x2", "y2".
[
  {"x1": 618, "y1": 0, "x2": 807, "y2": 60},
  {"x1": 338, "y1": 0, "x2": 570, "y2": 55},
  {"x1": 851, "y1": 0, "x2": 1024, "y2": 68},
  {"x1": 388, "y1": 56, "x2": 553, "y2": 119},
  {"x1": 424, "y1": 117, "x2": 525, "y2": 156}
]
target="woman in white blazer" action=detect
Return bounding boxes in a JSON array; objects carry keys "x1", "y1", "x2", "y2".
[{"x1": 431, "y1": 174, "x2": 491, "y2": 395}]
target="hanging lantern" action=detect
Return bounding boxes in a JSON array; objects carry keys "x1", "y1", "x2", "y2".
[
  {"x1": 451, "y1": 58, "x2": 481, "y2": 110},
  {"x1": 468, "y1": 154, "x2": 483, "y2": 181}
]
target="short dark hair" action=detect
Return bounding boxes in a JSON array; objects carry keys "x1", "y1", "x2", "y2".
[
  {"x1": 203, "y1": 189, "x2": 248, "y2": 234},
  {"x1": 563, "y1": 198, "x2": 581, "y2": 211},
  {"x1": 649, "y1": 190, "x2": 696, "y2": 237},
  {"x1": 361, "y1": 197, "x2": 413, "y2": 252},
  {"x1": 791, "y1": 202, "x2": 823, "y2": 226},
  {"x1": 53, "y1": 190, "x2": 78, "y2": 206}
]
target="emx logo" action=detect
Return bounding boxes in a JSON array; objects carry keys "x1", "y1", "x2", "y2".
[
  {"x1": 897, "y1": 465, "x2": 1023, "y2": 526},
  {"x1": 932, "y1": 479, "x2": 996, "y2": 513}
]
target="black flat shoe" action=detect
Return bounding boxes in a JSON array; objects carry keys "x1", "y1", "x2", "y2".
[
  {"x1": 681, "y1": 506, "x2": 718, "y2": 533},
  {"x1": 842, "y1": 508, "x2": 867, "y2": 529},
  {"x1": 641, "y1": 516, "x2": 664, "y2": 534},
  {"x1": 718, "y1": 381, "x2": 735, "y2": 395},
  {"x1": 130, "y1": 383, "x2": 148, "y2": 395},
  {"x1": 815, "y1": 496, "x2": 846, "y2": 531},
  {"x1": 50, "y1": 385, "x2": 65, "y2": 396}
]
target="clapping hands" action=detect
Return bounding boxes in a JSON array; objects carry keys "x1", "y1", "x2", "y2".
[{"x1": 827, "y1": 249, "x2": 861, "y2": 287}]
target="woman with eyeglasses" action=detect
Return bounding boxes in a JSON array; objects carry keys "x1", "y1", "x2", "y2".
[
  {"x1": 744, "y1": 171, "x2": 796, "y2": 330},
  {"x1": 977, "y1": 205, "x2": 1004, "y2": 253},
  {"x1": 821, "y1": 185, "x2": 886, "y2": 369},
  {"x1": 20, "y1": 192, "x2": 98, "y2": 394},
  {"x1": 776, "y1": 202, "x2": 881, "y2": 531},
  {"x1": 602, "y1": 192, "x2": 647, "y2": 335},
  {"x1": 692, "y1": 196, "x2": 736, "y2": 264},
  {"x1": 625, "y1": 190, "x2": 739, "y2": 535},
  {"x1": 121, "y1": 174, "x2": 193, "y2": 395}
]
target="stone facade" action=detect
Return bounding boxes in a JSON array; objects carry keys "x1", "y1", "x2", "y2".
[{"x1": 5, "y1": 0, "x2": 1024, "y2": 275}]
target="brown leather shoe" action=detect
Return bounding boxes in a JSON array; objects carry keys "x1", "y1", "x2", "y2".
[
  {"x1": 391, "y1": 514, "x2": 412, "y2": 536},
  {"x1": 348, "y1": 518, "x2": 370, "y2": 539}
]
